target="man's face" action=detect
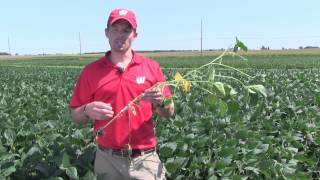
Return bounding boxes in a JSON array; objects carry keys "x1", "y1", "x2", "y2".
[{"x1": 106, "y1": 19, "x2": 137, "y2": 52}]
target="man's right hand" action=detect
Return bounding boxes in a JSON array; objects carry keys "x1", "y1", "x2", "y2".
[{"x1": 84, "y1": 101, "x2": 114, "y2": 120}]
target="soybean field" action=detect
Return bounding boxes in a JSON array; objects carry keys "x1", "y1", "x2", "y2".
[{"x1": 1, "y1": 50, "x2": 320, "y2": 179}]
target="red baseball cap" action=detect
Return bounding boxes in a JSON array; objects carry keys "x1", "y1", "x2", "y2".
[{"x1": 107, "y1": 8, "x2": 137, "y2": 30}]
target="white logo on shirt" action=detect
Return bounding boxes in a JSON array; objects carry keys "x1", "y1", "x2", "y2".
[
  {"x1": 119, "y1": 10, "x2": 128, "y2": 16},
  {"x1": 136, "y1": 76, "x2": 146, "y2": 84}
]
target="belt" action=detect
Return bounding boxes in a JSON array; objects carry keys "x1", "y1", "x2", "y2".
[{"x1": 98, "y1": 145, "x2": 155, "y2": 158}]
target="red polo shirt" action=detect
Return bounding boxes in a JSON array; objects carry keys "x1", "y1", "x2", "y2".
[{"x1": 70, "y1": 51, "x2": 171, "y2": 150}]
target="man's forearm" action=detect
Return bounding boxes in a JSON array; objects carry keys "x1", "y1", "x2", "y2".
[{"x1": 71, "y1": 104, "x2": 90, "y2": 124}]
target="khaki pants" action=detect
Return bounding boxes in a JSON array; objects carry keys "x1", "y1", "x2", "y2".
[{"x1": 94, "y1": 147, "x2": 167, "y2": 180}]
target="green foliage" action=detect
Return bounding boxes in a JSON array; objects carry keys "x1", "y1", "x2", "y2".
[
  {"x1": 155, "y1": 68, "x2": 320, "y2": 179},
  {"x1": 0, "y1": 67, "x2": 95, "y2": 179},
  {"x1": 233, "y1": 37, "x2": 248, "y2": 53},
  {"x1": 1, "y1": 52, "x2": 320, "y2": 179}
]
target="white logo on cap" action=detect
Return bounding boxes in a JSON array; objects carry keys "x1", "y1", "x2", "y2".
[
  {"x1": 136, "y1": 76, "x2": 146, "y2": 84},
  {"x1": 119, "y1": 10, "x2": 128, "y2": 16}
]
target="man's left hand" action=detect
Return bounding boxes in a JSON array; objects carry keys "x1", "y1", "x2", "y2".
[{"x1": 142, "y1": 88, "x2": 163, "y2": 106}]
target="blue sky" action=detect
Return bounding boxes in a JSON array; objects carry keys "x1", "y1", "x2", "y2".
[{"x1": 0, "y1": 0, "x2": 319, "y2": 55}]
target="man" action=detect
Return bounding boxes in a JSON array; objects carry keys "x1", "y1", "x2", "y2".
[{"x1": 70, "y1": 8, "x2": 174, "y2": 180}]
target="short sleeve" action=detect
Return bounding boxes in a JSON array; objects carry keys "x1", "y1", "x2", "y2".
[{"x1": 69, "y1": 68, "x2": 93, "y2": 108}]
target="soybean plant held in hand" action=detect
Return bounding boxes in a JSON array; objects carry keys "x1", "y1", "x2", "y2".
[{"x1": 94, "y1": 38, "x2": 267, "y2": 141}]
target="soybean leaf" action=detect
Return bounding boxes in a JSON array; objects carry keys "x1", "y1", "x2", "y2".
[
  {"x1": 2, "y1": 166, "x2": 16, "y2": 177},
  {"x1": 83, "y1": 170, "x2": 96, "y2": 180},
  {"x1": 233, "y1": 37, "x2": 248, "y2": 52},
  {"x1": 60, "y1": 152, "x2": 71, "y2": 169},
  {"x1": 213, "y1": 82, "x2": 226, "y2": 97},
  {"x1": 4, "y1": 129, "x2": 16, "y2": 145},
  {"x1": 49, "y1": 178, "x2": 64, "y2": 180},
  {"x1": 160, "y1": 142, "x2": 177, "y2": 158},
  {"x1": 246, "y1": 85, "x2": 267, "y2": 97},
  {"x1": 66, "y1": 167, "x2": 78, "y2": 179},
  {"x1": 227, "y1": 101, "x2": 239, "y2": 115},
  {"x1": 218, "y1": 100, "x2": 228, "y2": 117}
]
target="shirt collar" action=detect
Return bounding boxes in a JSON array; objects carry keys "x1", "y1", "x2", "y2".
[{"x1": 104, "y1": 50, "x2": 142, "y2": 66}]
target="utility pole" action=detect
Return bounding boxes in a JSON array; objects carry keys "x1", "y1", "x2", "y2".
[
  {"x1": 200, "y1": 20, "x2": 203, "y2": 56},
  {"x1": 8, "y1": 37, "x2": 11, "y2": 55},
  {"x1": 78, "y1": 32, "x2": 82, "y2": 56}
]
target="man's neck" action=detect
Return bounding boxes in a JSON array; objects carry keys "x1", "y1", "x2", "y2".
[{"x1": 109, "y1": 50, "x2": 133, "y2": 68}]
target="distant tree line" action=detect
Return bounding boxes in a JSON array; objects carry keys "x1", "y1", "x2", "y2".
[
  {"x1": 261, "y1": 46, "x2": 270, "y2": 50},
  {"x1": 299, "y1": 46, "x2": 319, "y2": 49},
  {"x1": 260, "y1": 45, "x2": 319, "y2": 51},
  {"x1": 0, "y1": 52, "x2": 10, "y2": 55}
]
